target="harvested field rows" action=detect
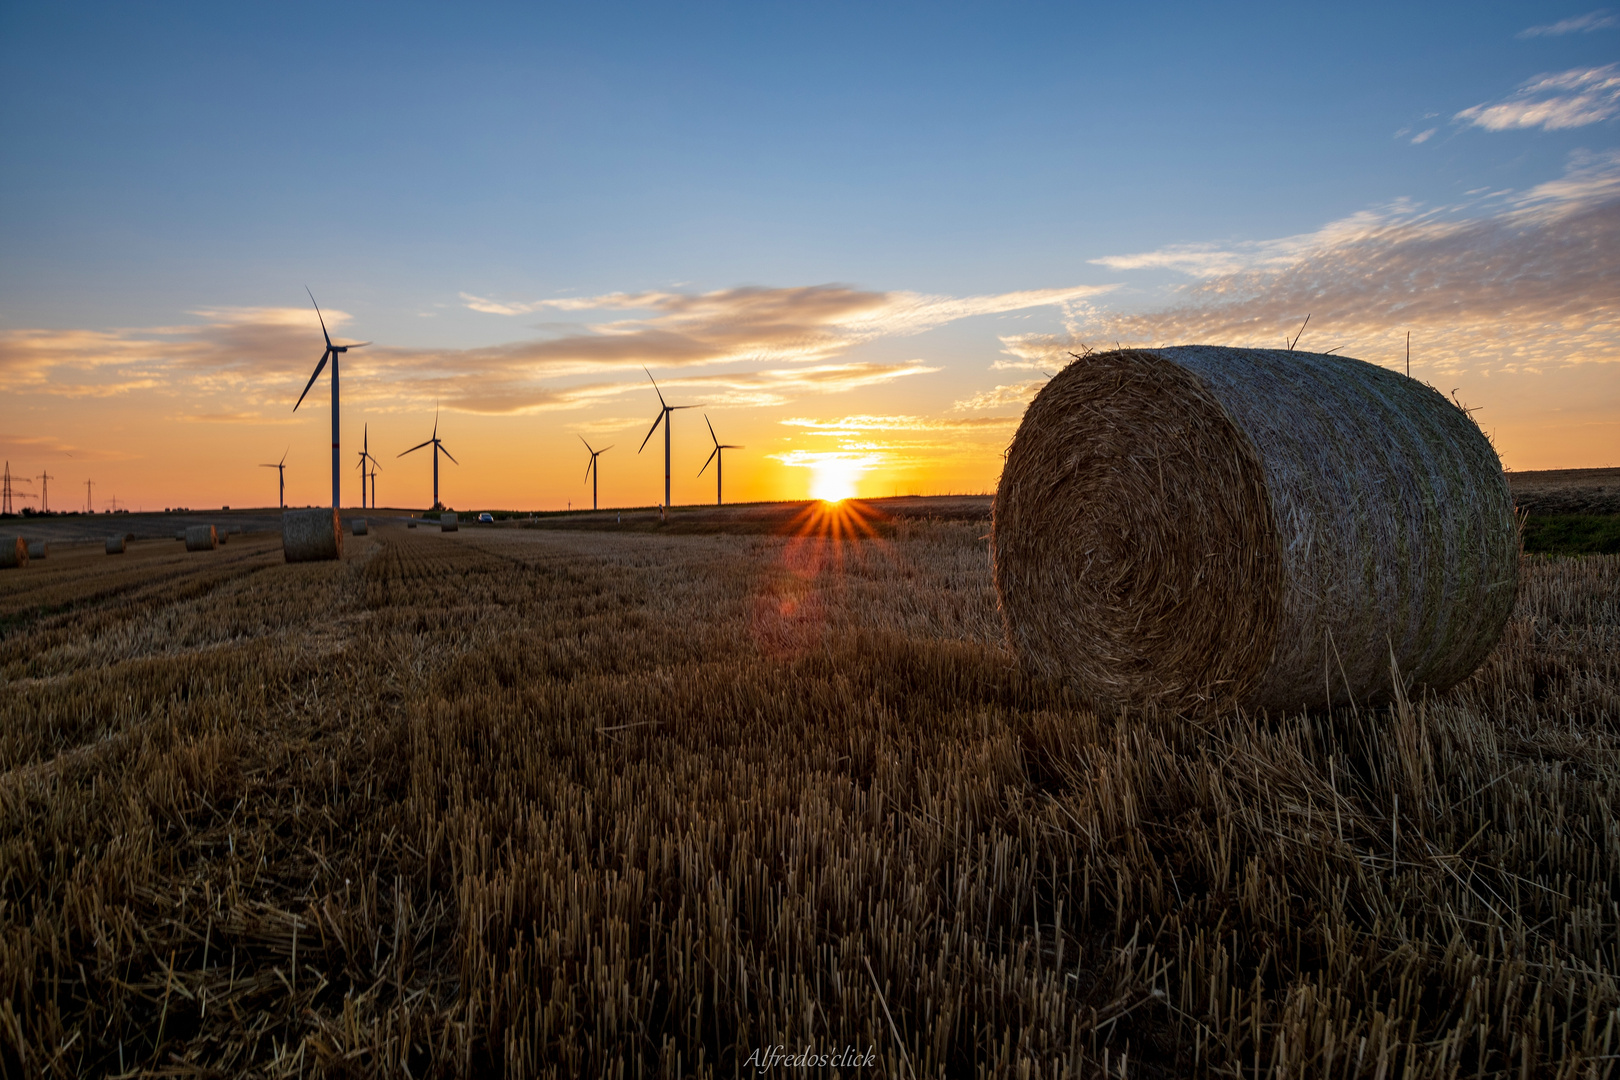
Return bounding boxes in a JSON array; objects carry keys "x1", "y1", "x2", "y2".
[{"x1": 0, "y1": 517, "x2": 1616, "y2": 1077}]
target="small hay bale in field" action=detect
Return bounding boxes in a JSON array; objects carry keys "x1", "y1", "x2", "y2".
[
  {"x1": 185, "y1": 525, "x2": 217, "y2": 552},
  {"x1": 440, "y1": 512, "x2": 459, "y2": 532},
  {"x1": 174, "y1": 530, "x2": 186, "y2": 541},
  {"x1": 26, "y1": 541, "x2": 47, "y2": 560},
  {"x1": 992, "y1": 346, "x2": 1519, "y2": 714},
  {"x1": 407, "y1": 519, "x2": 417, "y2": 528},
  {"x1": 352, "y1": 518, "x2": 368, "y2": 536},
  {"x1": 282, "y1": 508, "x2": 343, "y2": 562},
  {"x1": 105, "y1": 535, "x2": 126, "y2": 554},
  {"x1": 0, "y1": 537, "x2": 26, "y2": 569}
]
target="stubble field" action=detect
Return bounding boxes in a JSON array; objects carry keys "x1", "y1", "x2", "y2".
[{"x1": 1, "y1": 503, "x2": 1616, "y2": 1078}]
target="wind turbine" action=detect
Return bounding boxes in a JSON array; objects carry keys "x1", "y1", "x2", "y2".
[
  {"x1": 356, "y1": 424, "x2": 382, "y2": 509},
  {"x1": 368, "y1": 463, "x2": 379, "y2": 509},
  {"x1": 398, "y1": 408, "x2": 458, "y2": 510},
  {"x1": 637, "y1": 368, "x2": 697, "y2": 515},
  {"x1": 698, "y1": 416, "x2": 743, "y2": 506},
  {"x1": 580, "y1": 436, "x2": 612, "y2": 511},
  {"x1": 260, "y1": 449, "x2": 288, "y2": 509},
  {"x1": 293, "y1": 288, "x2": 369, "y2": 510}
]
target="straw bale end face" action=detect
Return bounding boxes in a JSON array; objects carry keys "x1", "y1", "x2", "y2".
[
  {"x1": 1, "y1": 537, "x2": 27, "y2": 569},
  {"x1": 184, "y1": 525, "x2": 217, "y2": 552},
  {"x1": 992, "y1": 346, "x2": 1519, "y2": 716},
  {"x1": 993, "y1": 350, "x2": 1282, "y2": 713},
  {"x1": 105, "y1": 535, "x2": 126, "y2": 555},
  {"x1": 283, "y1": 508, "x2": 343, "y2": 563},
  {"x1": 440, "y1": 513, "x2": 459, "y2": 532}
]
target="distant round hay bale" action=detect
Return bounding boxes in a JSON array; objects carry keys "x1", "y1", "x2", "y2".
[
  {"x1": 0, "y1": 537, "x2": 26, "y2": 569},
  {"x1": 440, "y1": 513, "x2": 459, "y2": 532},
  {"x1": 216, "y1": 529, "x2": 229, "y2": 545},
  {"x1": 407, "y1": 520, "x2": 418, "y2": 529},
  {"x1": 992, "y1": 346, "x2": 1519, "y2": 715},
  {"x1": 282, "y1": 508, "x2": 343, "y2": 563},
  {"x1": 105, "y1": 535, "x2": 126, "y2": 554},
  {"x1": 185, "y1": 525, "x2": 217, "y2": 552},
  {"x1": 174, "y1": 530, "x2": 186, "y2": 541},
  {"x1": 351, "y1": 518, "x2": 368, "y2": 536},
  {"x1": 26, "y1": 541, "x2": 47, "y2": 560}
]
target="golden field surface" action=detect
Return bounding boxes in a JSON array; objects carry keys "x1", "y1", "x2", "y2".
[{"x1": 1, "y1": 504, "x2": 1616, "y2": 1078}]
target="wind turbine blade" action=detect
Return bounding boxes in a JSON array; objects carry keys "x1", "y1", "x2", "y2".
[
  {"x1": 722, "y1": 444, "x2": 743, "y2": 450},
  {"x1": 637, "y1": 412, "x2": 664, "y2": 453},
  {"x1": 578, "y1": 434, "x2": 595, "y2": 454},
  {"x1": 438, "y1": 444, "x2": 459, "y2": 465},
  {"x1": 670, "y1": 404, "x2": 699, "y2": 410},
  {"x1": 306, "y1": 287, "x2": 332, "y2": 348},
  {"x1": 281, "y1": 446, "x2": 289, "y2": 465},
  {"x1": 433, "y1": 405, "x2": 439, "y2": 440},
  {"x1": 343, "y1": 341, "x2": 372, "y2": 349},
  {"x1": 698, "y1": 446, "x2": 718, "y2": 477},
  {"x1": 644, "y1": 367, "x2": 667, "y2": 409},
  {"x1": 398, "y1": 439, "x2": 433, "y2": 457},
  {"x1": 293, "y1": 349, "x2": 331, "y2": 411},
  {"x1": 705, "y1": 414, "x2": 718, "y2": 446},
  {"x1": 599, "y1": 445, "x2": 613, "y2": 453}
]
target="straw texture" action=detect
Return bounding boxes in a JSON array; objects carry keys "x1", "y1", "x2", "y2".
[
  {"x1": 184, "y1": 525, "x2": 217, "y2": 552},
  {"x1": 282, "y1": 508, "x2": 343, "y2": 563},
  {"x1": 105, "y1": 535, "x2": 126, "y2": 555},
  {"x1": 440, "y1": 513, "x2": 459, "y2": 532},
  {"x1": 352, "y1": 519, "x2": 368, "y2": 536},
  {"x1": 26, "y1": 541, "x2": 47, "y2": 561},
  {"x1": 992, "y1": 346, "x2": 1519, "y2": 714},
  {"x1": 0, "y1": 537, "x2": 26, "y2": 569}
]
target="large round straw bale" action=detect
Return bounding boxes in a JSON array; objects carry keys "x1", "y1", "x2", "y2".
[
  {"x1": 105, "y1": 535, "x2": 126, "y2": 554},
  {"x1": 26, "y1": 541, "x2": 47, "y2": 560},
  {"x1": 282, "y1": 508, "x2": 343, "y2": 563},
  {"x1": 440, "y1": 513, "x2": 459, "y2": 532},
  {"x1": 351, "y1": 518, "x2": 368, "y2": 536},
  {"x1": 185, "y1": 525, "x2": 217, "y2": 552},
  {"x1": 0, "y1": 537, "x2": 26, "y2": 569},
  {"x1": 992, "y1": 346, "x2": 1519, "y2": 714}
]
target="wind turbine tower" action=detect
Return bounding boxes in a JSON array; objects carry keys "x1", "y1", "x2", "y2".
[
  {"x1": 580, "y1": 436, "x2": 612, "y2": 511},
  {"x1": 37, "y1": 470, "x2": 52, "y2": 513},
  {"x1": 85, "y1": 478, "x2": 93, "y2": 513},
  {"x1": 698, "y1": 416, "x2": 743, "y2": 506},
  {"x1": 637, "y1": 369, "x2": 697, "y2": 515},
  {"x1": 398, "y1": 408, "x2": 458, "y2": 510},
  {"x1": 260, "y1": 449, "x2": 288, "y2": 509},
  {"x1": 293, "y1": 289, "x2": 370, "y2": 510}
]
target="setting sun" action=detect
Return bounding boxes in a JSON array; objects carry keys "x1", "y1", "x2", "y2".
[{"x1": 808, "y1": 457, "x2": 862, "y2": 502}]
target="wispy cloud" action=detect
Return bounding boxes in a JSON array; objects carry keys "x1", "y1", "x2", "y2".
[
  {"x1": 780, "y1": 414, "x2": 1016, "y2": 433},
  {"x1": 1518, "y1": 9, "x2": 1619, "y2": 37},
  {"x1": 1, "y1": 283, "x2": 1098, "y2": 417},
  {"x1": 952, "y1": 379, "x2": 1049, "y2": 411},
  {"x1": 1002, "y1": 152, "x2": 1620, "y2": 376},
  {"x1": 1456, "y1": 64, "x2": 1620, "y2": 131}
]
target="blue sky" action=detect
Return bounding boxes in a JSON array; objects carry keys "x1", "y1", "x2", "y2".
[{"x1": 2, "y1": 2, "x2": 1616, "y2": 509}]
